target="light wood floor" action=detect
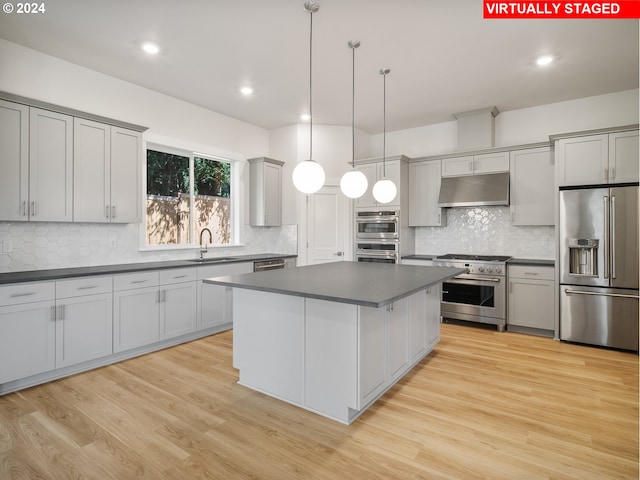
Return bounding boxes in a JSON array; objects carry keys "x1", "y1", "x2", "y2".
[{"x1": 0, "y1": 324, "x2": 637, "y2": 480}]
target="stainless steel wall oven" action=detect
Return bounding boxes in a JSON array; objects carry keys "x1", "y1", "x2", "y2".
[
  {"x1": 355, "y1": 210, "x2": 400, "y2": 263},
  {"x1": 356, "y1": 210, "x2": 399, "y2": 240}
]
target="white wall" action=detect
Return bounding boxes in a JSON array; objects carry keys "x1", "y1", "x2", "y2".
[{"x1": 370, "y1": 89, "x2": 639, "y2": 158}]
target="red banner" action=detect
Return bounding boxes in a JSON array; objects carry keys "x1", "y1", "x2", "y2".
[{"x1": 484, "y1": 1, "x2": 640, "y2": 18}]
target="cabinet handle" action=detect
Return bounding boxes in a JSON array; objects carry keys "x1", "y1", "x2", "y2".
[
  {"x1": 22, "y1": 200, "x2": 27, "y2": 216},
  {"x1": 9, "y1": 292, "x2": 36, "y2": 297},
  {"x1": 31, "y1": 200, "x2": 36, "y2": 217},
  {"x1": 106, "y1": 205, "x2": 110, "y2": 219},
  {"x1": 130, "y1": 280, "x2": 147, "y2": 284},
  {"x1": 524, "y1": 272, "x2": 540, "y2": 276},
  {"x1": 173, "y1": 275, "x2": 188, "y2": 279},
  {"x1": 77, "y1": 285, "x2": 99, "y2": 290},
  {"x1": 111, "y1": 205, "x2": 116, "y2": 219},
  {"x1": 57, "y1": 304, "x2": 64, "y2": 320},
  {"x1": 50, "y1": 305, "x2": 56, "y2": 322},
  {"x1": 162, "y1": 290, "x2": 166, "y2": 302}
]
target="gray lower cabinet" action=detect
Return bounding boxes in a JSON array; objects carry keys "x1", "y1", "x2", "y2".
[
  {"x1": 507, "y1": 265, "x2": 555, "y2": 334},
  {"x1": 197, "y1": 262, "x2": 253, "y2": 330}
]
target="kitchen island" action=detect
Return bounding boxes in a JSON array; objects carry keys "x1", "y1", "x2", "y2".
[{"x1": 204, "y1": 262, "x2": 466, "y2": 424}]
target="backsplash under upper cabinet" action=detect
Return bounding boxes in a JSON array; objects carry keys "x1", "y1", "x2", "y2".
[{"x1": 415, "y1": 207, "x2": 554, "y2": 259}]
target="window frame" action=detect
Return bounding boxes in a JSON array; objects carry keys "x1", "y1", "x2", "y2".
[{"x1": 140, "y1": 138, "x2": 243, "y2": 252}]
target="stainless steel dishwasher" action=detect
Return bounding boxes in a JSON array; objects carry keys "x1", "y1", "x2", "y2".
[{"x1": 253, "y1": 258, "x2": 286, "y2": 272}]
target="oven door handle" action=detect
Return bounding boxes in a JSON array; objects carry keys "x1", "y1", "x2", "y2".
[{"x1": 452, "y1": 274, "x2": 502, "y2": 283}]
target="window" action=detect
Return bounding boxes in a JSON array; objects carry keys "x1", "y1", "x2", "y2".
[{"x1": 146, "y1": 145, "x2": 234, "y2": 247}]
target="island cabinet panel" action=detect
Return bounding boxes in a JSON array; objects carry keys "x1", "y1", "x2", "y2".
[
  {"x1": 425, "y1": 285, "x2": 442, "y2": 348},
  {"x1": 408, "y1": 289, "x2": 427, "y2": 362},
  {"x1": 358, "y1": 306, "x2": 387, "y2": 406},
  {"x1": 233, "y1": 289, "x2": 305, "y2": 404},
  {"x1": 305, "y1": 299, "x2": 358, "y2": 418},
  {"x1": 387, "y1": 300, "x2": 409, "y2": 382}
]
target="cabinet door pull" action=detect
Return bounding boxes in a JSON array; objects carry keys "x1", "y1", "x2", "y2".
[
  {"x1": 78, "y1": 285, "x2": 99, "y2": 290},
  {"x1": 111, "y1": 205, "x2": 116, "y2": 219},
  {"x1": 50, "y1": 305, "x2": 56, "y2": 322},
  {"x1": 31, "y1": 200, "x2": 36, "y2": 217},
  {"x1": 106, "y1": 205, "x2": 110, "y2": 219},
  {"x1": 22, "y1": 200, "x2": 27, "y2": 216},
  {"x1": 173, "y1": 275, "x2": 188, "y2": 279},
  {"x1": 524, "y1": 272, "x2": 540, "y2": 276},
  {"x1": 130, "y1": 280, "x2": 147, "y2": 284},
  {"x1": 9, "y1": 292, "x2": 36, "y2": 297},
  {"x1": 161, "y1": 290, "x2": 166, "y2": 302}
]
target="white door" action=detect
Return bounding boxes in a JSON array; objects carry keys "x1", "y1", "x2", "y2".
[{"x1": 306, "y1": 186, "x2": 348, "y2": 265}]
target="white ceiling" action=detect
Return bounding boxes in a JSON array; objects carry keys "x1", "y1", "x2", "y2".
[{"x1": 0, "y1": 0, "x2": 638, "y2": 134}]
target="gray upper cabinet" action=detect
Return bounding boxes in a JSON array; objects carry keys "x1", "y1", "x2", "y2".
[
  {"x1": 441, "y1": 151, "x2": 509, "y2": 177},
  {"x1": 0, "y1": 101, "x2": 73, "y2": 222},
  {"x1": 249, "y1": 157, "x2": 284, "y2": 226},
  {"x1": 557, "y1": 130, "x2": 639, "y2": 186},
  {"x1": 0, "y1": 99, "x2": 29, "y2": 221},
  {"x1": 74, "y1": 118, "x2": 142, "y2": 223},
  {"x1": 408, "y1": 160, "x2": 446, "y2": 227},
  {"x1": 509, "y1": 147, "x2": 554, "y2": 226}
]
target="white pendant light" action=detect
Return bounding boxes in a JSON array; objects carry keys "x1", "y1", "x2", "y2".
[
  {"x1": 293, "y1": 1, "x2": 325, "y2": 195},
  {"x1": 340, "y1": 40, "x2": 368, "y2": 199},
  {"x1": 372, "y1": 68, "x2": 397, "y2": 204}
]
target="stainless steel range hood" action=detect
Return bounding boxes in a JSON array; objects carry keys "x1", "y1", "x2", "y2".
[{"x1": 438, "y1": 172, "x2": 510, "y2": 207}]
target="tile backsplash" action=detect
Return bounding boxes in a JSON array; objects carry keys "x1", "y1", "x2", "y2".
[
  {"x1": 0, "y1": 222, "x2": 297, "y2": 273},
  {"x1": 415, "y1": 207, "x2": 555, "y2": 259}
]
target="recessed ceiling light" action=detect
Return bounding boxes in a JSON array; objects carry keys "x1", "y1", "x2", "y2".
[
  {"x1": 300, "y1": 113, "x2": 311, "y2": 121},
  {"x1": 142, "y1": 43, "x2": 160, "y2": 55},
  {"x1": 536, "y1": 55, "x2": 553, "y2": 66},
  {"x1": 240, "y1": 86, "x2": 254, "y2": 96}
]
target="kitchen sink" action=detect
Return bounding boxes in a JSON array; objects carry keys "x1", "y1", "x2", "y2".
[{"x1": 187, "y1": 257, "x2": 238, "y2": 263}]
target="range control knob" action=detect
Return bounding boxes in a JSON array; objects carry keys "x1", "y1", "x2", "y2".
[
  {"x1": 486, "y1": 266, "x2": 493, "y2": 273},
  {"x1": 495, "y1": 266, "x2": 502, "y2": 274},
  {"x1": 477, "y1": 266, "x2": 485, "y2": 273}
]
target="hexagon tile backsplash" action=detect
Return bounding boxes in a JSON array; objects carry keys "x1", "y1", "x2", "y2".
[
  {"x1": 415, "y1": 207, "x2": 555, "y2": 259},
  {"x1": 0, "y1": 222, "x2": 298, "y2": 273}
]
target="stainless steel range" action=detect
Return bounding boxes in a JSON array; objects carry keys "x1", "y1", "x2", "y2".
[{"x1": 433, "y1": 254, "x2": 511, "y2": 331}]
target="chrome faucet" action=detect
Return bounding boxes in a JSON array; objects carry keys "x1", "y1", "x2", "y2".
[{"x1": 199, "y1": 228, "x2": 213, "y2": 259}]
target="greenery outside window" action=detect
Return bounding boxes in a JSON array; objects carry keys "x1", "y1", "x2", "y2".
[{"x1": 146, "y1": 144, "x2": 234, "y2": 247}]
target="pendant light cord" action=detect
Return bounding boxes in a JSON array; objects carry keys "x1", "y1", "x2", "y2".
[
  {"x1": 309, "y1": 8, "x2": 313, "y2": 161},
  {"x1": 382, "y1": 69, "x2": 388, "y2": 177},
  {"x1": 351, "y1": 45, "x2": 355, "y2": 168}
]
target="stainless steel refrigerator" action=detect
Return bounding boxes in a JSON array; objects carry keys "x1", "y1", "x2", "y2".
[{"x1": 559, "y1": 185, "x2": 639, "y2": 351}]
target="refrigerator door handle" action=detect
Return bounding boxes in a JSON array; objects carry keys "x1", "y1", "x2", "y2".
[
  {"x1": 603, "y1": 195, "x2": 609, "y2": 279},
  {"x1": 611, "y1": 195, "x2": 616, "y2": 279},
  {"x1": 564, "y1": 288, "x2": 639, "y2": 300}
]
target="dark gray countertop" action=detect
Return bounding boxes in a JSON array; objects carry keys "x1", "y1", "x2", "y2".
[
  {"x1": 401, "y1": 255, "x2": 437, "y2": 261},
  {"x1": 204, "y1": 261, "x2": 466, "y2": 308},
  {"x1": 0, "y1": 253, "x2": 297, "y2": 285},
  {"x1": 508, "y1": 258, "x2": 555, "y2": 266}
]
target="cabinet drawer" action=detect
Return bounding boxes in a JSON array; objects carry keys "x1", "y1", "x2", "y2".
[
  {"x1": 56, "y1": 275, "x2": 113, "y2": 298},
  {"x1": 509, "y1": 265, "x2": 554, "y2": 281},
  {"x1": 159, "y1": 268, "x2": 197, "y2": 284},
  {"x1": 114, "y1": 271, "x2": 159, "y2": 291},
  {"x1": 0, "y1": 281, "x2": 55, "y2": 306}
]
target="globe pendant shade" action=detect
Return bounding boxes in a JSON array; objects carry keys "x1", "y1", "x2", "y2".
[
  {"x1": 292, "y1": 160, "x2": 325, "y2": 194},
  {"x1": 372, "y1": 178, "x2": 397, "y2": 204},
  {"x1": 340, "y1": 169, "x2": 368, "y2": 199}
]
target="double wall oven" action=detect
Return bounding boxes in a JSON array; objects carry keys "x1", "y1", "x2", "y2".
[
  {"x1": 433, "y1": 254, "x2": 511, "y2": 331},
  {"x1": 355, "y1": 210, "x2": 399, "y2": 263}
]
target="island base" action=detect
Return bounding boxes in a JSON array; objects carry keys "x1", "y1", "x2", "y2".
[{"x1": 232, "y1": 286, "x2": 441, "y2": 424}]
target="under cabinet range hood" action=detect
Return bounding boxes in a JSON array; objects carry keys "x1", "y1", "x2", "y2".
[{"x1": 438, "y1": 172, "x2": 510, "y2": 207}]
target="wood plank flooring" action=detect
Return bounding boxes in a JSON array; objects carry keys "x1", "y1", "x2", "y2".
[{"x1": 0, "y1": 324, "x2": 637, "y2": 479}]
